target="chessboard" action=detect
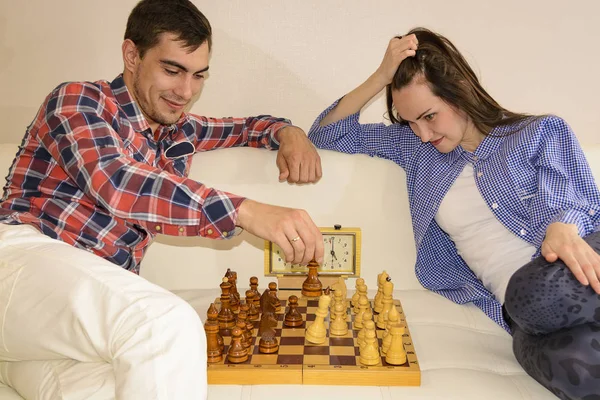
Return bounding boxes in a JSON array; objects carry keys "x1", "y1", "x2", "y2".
[{"x1": 208, "y1": 291, "x2": 420, "y2": 386}]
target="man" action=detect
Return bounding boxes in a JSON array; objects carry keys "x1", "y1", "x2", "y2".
[{"x1": 0, "y1": 0, "x2": 323, "y2": 398}]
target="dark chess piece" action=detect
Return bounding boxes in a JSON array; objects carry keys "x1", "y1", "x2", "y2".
[
  {"x1": 268, "y1": 281, "x2": 281, "y2": 312},
  {"x1": 258, "y1": 292, "x2": 278, "y2": 336},
  {"x1": 225, "y1": 268, "x2": 240, "y2": 312},
  {"x1": 227, "y1": 326, "x2": 248, "y2": 363},
  {"x1": 258, "y1": 298, "x2": 279, "y2": 354},
  {"x1": 245, "y1": 290, "x2": 259, "y2": 321},
  {"x1": 302, "y1": 259, "x2": 323, "y2": 297},
  {"x1": 217, "y1": 277, "x2": 236, "y2": 331},
  {"x1": 249, "y1": 276, "x2": 260, "y2": 307},
  {"x1": 240, "y1": 302, "x2": 255, "y2": 346},
  {"x1": 259, "y1": 328, "x2": 279, "y2": 354},
  {"x1": 284, "y1": 295, "x2": 303, "y2": 327},
  {"x1": 205, "y1": 303, "x2": 223, "y2": 363},
  {"x1": 237, "y1": 306, "x2": 253, "y2": 349}
]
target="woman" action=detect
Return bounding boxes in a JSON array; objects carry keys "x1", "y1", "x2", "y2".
[{"x1": 308, "y1": 28, "x2": 600, "y2": 399}]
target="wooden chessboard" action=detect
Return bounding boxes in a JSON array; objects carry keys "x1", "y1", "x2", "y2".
[{"x1": 208, "y1": 292, "x2": 420, "y2": 386}]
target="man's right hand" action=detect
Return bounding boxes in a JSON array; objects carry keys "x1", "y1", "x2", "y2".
[{"x1": 236, "y1": 199, "x2": 324, "y2": 265}]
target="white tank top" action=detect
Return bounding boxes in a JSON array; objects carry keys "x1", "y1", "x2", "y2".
[{"x1": 434, "y1": 164, "x2": 536, "y2": 304}]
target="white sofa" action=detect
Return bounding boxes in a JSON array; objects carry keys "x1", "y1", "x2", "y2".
[{"x1": 0, "y1": 142, "x2": 599, "y2": 400}]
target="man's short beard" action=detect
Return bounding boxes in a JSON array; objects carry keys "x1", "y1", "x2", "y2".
[{"x1": 133, "y1": 74, "x2": 177, "y2": 127}]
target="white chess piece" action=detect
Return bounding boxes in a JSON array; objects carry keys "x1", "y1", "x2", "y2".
[
  {"x1": 329, "y1": 290, "x2": 348, "y2": 336},
  {"x1": 306, "y1": 293, "x2": 331, "y2": 344}
]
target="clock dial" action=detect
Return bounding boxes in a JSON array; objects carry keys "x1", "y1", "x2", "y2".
[{"x1": 269, "y1": 233, "x2": 356, "y2": 275}]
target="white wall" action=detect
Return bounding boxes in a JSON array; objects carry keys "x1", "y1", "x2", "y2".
[{"x1": 0, "y1": 0, "x2": 599, "y2": 145}]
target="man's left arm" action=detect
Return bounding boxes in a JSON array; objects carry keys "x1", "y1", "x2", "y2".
[{"x1": 189, "y1": 115, "x2": 322, "y2": 183}]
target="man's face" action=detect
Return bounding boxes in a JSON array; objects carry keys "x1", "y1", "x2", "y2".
[{"x1": 130, "y1": 33, "x2": 209, "y2": 130}]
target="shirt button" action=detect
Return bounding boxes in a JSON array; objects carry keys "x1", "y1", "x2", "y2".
[
  {"x1": 179, "y1": 227, "x2": 184, "y2": 233},
  {"x1": 590, "y1": 209, "x2": 596, "y2": 216},
  {"x1": 223, "y1": 231, "x2": 229, "y2": 237},
  {"x1": 491, "y1": 203, "x2": 499, "y2": 209},
  {"x1": 520, "y1": 229, "x2": 527, "y2": 236},
  {"x1": 155, "y1": 225, "x2": 161, "y2": 231},
  {"x1": 207, "y1": 228, "x2": 213, "y2": 235},
  {"x1": 472, "y1": 156, "x2": 478, "y2": 161},
  {"x1": 477, "y1": 171, "x2": 483, "y2": 178}
]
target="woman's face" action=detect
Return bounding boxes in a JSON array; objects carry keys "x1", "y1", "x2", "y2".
[{"x1": 392, "y1": 81, "x2": 483, "y2": 153}]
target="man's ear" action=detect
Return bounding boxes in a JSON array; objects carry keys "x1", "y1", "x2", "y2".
[{"x1": 122, "y1": 39, "x2": 140, "y2": 73}]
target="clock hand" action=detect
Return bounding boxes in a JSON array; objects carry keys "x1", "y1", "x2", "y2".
[{"x1": 330, "y1": 238, "x2": 337, "y2": 260}]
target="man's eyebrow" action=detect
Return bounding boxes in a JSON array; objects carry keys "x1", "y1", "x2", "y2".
[
  {"x1": 399, "y1": 108, "x2": 432, "y2": 123},
  {"x1": 159, "y1": 59, "x2": 209, "y2": 74}
]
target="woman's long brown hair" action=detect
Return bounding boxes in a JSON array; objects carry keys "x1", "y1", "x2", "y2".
[{"x1": 386, "y1": 28, "x2": 539, "y2": 135}]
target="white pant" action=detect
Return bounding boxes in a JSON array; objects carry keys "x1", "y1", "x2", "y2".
[{"x1": 0, "y1": 223, "x2": 207, "y2": 400}]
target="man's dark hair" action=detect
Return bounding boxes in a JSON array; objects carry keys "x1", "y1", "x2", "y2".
[{"x1": 125, "y1": 0, "x2": 212, "y2": 58}]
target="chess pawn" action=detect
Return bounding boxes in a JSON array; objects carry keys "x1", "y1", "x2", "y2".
[
  {"x1": 245, "y1": 290, "x2": 259, "y2": 321},
  {"x1": 258, "y1": 330, "x2": 279, "y2": 354},
  {"x1": 351, "y1": 278, "x2": 364, "y2": 311},
  {"x1": 381, "y1": 302, "x2": 400, "y2": 355},
  {"x1": 218, "y1": 278, "x2": 236, "y2": 330},
  {"x1": 241, "y1": 303, "x2": 255, "y2": 345},
  {"x1": 249, "y1": 276, "x2": 260, "y2": 306},
  {"x1": 354, "y1": 283, "x2": 369, "y2": 314},
  {"x1": 305, "y1": 293, "x2": 331, "y2": 344},
  {"x1": 236, "y1": 308, "x2": 252, "y2": 349},
  {"x1": 385, "y1": 325, "x2": 407, "y2": 365},
  {"x1": 268, "y1": 282, "x2": 281, "y2": 312},
  {"x1": 359, "y1": 325, "x2": 380, "y2": 366},
  {"x1": 353, "y1": 295, "x2": 369, "y2": 330},
  {"x1": 225, "y1": 268, "x2": 240, "y2": 312},
  {"x1": 338, "y1": 277, "x2": 348, "y2": 308},
  {"x1": 227, "y1": 326, "x2": 248, "y2": 363},
  {"x1": 284, "y1": 295, "x2": 304, "y2": 327},
  {"x1": 205, "y1": 303, "x2": 223, "y2": 363},
  {"x1": 376, "y1": 280, "x2": 394, "y2": 329},
  {"x1": 329, "y1": 290, "x2": 348, "y2": 336},
  {"x1": 357, "y1": 310, "x2": 374, "y2": 349},
  {"x1": 374, "y1": 270, "x2": 389, "y2": 313}
]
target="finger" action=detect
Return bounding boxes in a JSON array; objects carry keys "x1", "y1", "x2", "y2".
[
  {"x1": 298, "y1": 211, "x2": 323, "y2": 264},
  {"x1": 581, "y1": 251, "x2": 600, "y2": 294},
  {"x1": 275, "y1": 232, "x2": 295, "y2": 263},
  {"x1": 299, "y1": 161, "x2": 309, "y2": 184},
  {"x1": 295, "y1": 223, "x2": 315, "y2": 265},
  {"x1": 287, "y1": 157, "x2": 301, "y2": 183},
  {"x1": 283, "y1": 225, "x2": 306, "y2": 265},
  {"x1": 307, "y1": 158, "x2": 316, "y2": 184},
  {"x1": 276, "y1": 155, "x2": 289, "y2": 182},
  {"x1": 592, "y1": 252, "x2": 600, "y2": 294},
  {"x1": 315, "y1": 154, "x2": 323, "y2": 180},
  {"x1": 313, "y1": 226, "x2": 324, "y2": 264},
  {"x1": 562, "y1": 252, "x2": 589, "y2": 286},
  {"x1": 541, "y1": 243, "x2": 559, "y2": 263}
]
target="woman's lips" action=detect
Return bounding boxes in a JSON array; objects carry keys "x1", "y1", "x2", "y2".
[{"x1": 431, "y1": 137, "x2": 443, "y2": 146}]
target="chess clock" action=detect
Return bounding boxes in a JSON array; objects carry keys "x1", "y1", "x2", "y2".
[{"x1": 264, "y1": 225, "x2": 361, "y2": 279}]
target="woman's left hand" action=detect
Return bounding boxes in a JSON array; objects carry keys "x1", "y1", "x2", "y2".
[{"x1": 541, "y1": 222, "x2": 600, "y2": 294}]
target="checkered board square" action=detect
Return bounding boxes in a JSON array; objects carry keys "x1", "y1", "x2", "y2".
[{"x1": 207, "y1": 294, "x2": 421, "y2": 386}]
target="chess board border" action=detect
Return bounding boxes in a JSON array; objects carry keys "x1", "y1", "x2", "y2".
[{"x1": 207, "y1": 291, "x2": 421, "y2": 386}]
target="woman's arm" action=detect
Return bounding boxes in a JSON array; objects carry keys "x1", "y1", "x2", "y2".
[{"x1": 320, "y1": 35, "x2": 418, "y2": 126}]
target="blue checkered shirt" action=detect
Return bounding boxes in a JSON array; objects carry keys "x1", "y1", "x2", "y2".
[{"x1": 308, "y1": 100, "x2": 600, "y2": 332}]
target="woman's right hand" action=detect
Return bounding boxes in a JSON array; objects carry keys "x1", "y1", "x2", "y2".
[{"x1": 373, "y1": 34, "x2": 419, "y2": 87}]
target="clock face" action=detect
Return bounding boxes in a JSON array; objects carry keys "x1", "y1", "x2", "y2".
[{"x1": 269, "y1": 233, "x2": 356, "y2": 275}]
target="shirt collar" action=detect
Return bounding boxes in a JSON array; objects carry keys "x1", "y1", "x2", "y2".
[
  {"x1": 439, "y1": 125, "x2": 506, "y2": 164},
  {"x1": 109, "y1": 74, "x2": 191, "y2": 135}
]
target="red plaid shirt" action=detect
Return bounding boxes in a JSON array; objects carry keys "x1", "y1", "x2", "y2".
[{"x1": 0, "y1": 75, "x2": 289, "y2": 272}]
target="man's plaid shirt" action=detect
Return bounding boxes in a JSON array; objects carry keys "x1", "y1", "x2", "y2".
[{"x1": 0, "y1": 75, "x2": 290, "y2": 272}]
